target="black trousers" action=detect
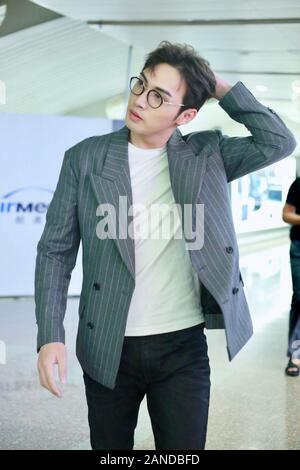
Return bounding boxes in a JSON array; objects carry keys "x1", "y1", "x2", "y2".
[
  {"x1": 288, "y1": 240, "x2": 300, "y2": 358},
  {"x1": 82, "y1": 323, "x2": 210, "y2": 450}
]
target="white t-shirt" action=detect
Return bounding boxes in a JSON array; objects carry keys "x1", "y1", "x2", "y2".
[{"x1": 124, "y1": 141, "x2": 204, "y2": 335}]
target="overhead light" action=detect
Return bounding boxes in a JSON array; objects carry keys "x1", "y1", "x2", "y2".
[
  {"x1": 0, "y1": 79, "x2": 6, "y2": 105},
  {"x1": 0, "y1": 4, "x2": 7, "y2": 27},
  {"x1": 291, "y1": 80, "x2": 300, "y2": 113},
  {"x1": 255, "y1": 85, "x2": 268, "y2": 92},
  {"x1": 105, "y1": 94, "x2": 126, "y2": 120},
  {"x1": 292, "y1": 80, "x2": 300, "y2": 93}
]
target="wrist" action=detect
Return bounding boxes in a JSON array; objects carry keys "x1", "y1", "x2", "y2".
[{"x1": 215, "y1": 83, "x2": 233, "y2": 100}]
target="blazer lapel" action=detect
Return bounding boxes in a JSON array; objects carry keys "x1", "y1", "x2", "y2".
[
  {"x1": 166, "y1": 127, "x2": 210, "y2": 237},
  {"x1": 90, "y1": 126, "x2": 135, "y2": 280}
]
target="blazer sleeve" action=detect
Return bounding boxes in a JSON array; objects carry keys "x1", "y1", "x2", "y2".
[
  {"x1": 216, "y1": 81, "x2": 297, "y2": 183},
  {"x1": 34, "y1": 148, "x2": 81, "y2": 352}
]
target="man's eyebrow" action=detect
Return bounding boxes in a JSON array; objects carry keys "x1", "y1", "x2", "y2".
[{"x1": 140, "y1": 71, "x2": 173, "y2": 98}]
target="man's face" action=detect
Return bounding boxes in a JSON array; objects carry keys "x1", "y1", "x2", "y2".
[{"x1": 125, "y1": 63, "x2": 195, "y2": 143}]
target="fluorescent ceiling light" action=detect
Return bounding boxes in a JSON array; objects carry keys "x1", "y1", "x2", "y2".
[
  {"x1": 255, "y1": 85, "x2": 268, "y2": 92},
  {"x1": 292, "y1": 80, "x2": 300, "y2": 93},
  {"x1": 0, "y1": 4, "x2": 7, "y2": 27}
]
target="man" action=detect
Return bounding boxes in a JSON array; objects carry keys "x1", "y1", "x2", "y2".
[
  {"x1": 35, "y1": 41, "x2": 296, "y2": 450},
  {"x1": 282, "y1": 178, "x2": 300, "y2": 376}
]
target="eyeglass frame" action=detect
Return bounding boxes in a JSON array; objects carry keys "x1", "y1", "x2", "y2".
[{"x1": 129, "y1": 76, "x2": 187, "y2": 109}]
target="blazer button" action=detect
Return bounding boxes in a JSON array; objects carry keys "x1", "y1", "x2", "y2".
[
  {"x1": 93, "y1": 282, "x2": 101, "y2": 291},
  {"x1": 232, "y1": 287, "x2": 239, "y2": 295},
  {"x1": 226, "y1": 246, "x2": 234, "y2": 254},
  {"x1": 87, "y1": 322, "x2": 94, "y2": 329}
]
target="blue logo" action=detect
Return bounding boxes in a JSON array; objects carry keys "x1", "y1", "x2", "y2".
[{"x1": 0, "y1": 187, "x2": 54, "y2": 224}]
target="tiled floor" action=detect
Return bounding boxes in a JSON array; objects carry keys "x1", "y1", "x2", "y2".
[{"x1": 0, "y1": 240, "x2": 299, "y2": 450}]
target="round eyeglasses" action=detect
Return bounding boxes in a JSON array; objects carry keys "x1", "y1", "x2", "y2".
[{"x1": 129, "y1": 76, "x2": 186, "y2": 109}]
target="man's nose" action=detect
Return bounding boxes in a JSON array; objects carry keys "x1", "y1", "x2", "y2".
[{"x1": 134, "y1": 91, "x2": 147, "y2": 108}]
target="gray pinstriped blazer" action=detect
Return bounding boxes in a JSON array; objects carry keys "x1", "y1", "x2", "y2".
[{"x1": 34, "y1": 81, "x2": 296, "y2": 389}]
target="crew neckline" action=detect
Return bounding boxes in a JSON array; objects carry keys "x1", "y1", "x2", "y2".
[
  {"x1": 128, "y1": 141, "x2": 167, "y2": 151},
  {"x1": 128, "y1": 141, "x2": 167, "y2": 157}
]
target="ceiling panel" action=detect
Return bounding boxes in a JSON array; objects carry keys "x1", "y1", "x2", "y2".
[
  {"x1": 0, "y1": 0, "x2": 299, "y2": 121},
  {"x1": 29, "y1": 0, "x2": 300, "y2": 21},
  {"x1": 0, "y1": 17, "x2": 145, "y2": 114}
]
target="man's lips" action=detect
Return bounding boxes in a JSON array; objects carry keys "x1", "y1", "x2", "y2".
[{"x1": 130, "y1": 110, "x2": 143, "y2": 120}]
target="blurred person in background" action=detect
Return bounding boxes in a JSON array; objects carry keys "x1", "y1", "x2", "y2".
[{"x1": 282, "y1": 178, "x2": 300, "y2": 376}]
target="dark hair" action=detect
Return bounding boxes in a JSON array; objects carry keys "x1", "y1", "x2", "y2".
[{"x1": 142, "y1": 40, "x2": 216, "y2": 117}]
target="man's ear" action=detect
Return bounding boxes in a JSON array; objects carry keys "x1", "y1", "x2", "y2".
[{"x1": 175, "y1": 108, "x2": 198, "y2": 126}]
